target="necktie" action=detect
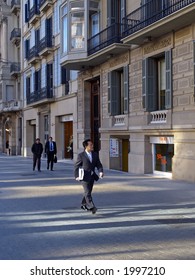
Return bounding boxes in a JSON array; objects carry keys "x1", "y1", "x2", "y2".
[{"x1": 88, "y1": 152, "x2": 92, "y2": 163}]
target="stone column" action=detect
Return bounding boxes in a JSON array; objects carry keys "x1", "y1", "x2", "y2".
[{"x1": 1, "y1": 17, "x2": 8, "y2": 62}]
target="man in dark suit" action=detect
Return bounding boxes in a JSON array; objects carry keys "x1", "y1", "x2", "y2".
[
  {"x1": 74, "y1": 139, "x2": 104, "y2": 214},
  {"x1": 45, "y1": 136, "x2": 57, "y2": 171},
  {"x1": 31, "y1": 138, "x2": 43, "y2": 172}
]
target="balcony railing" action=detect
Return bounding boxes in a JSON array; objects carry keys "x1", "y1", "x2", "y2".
[
  {"x1": 10, "y1": 62, "x2": 20, "y2": 75},
  {"x1": 39, "y1": 36, "x2": 53, "y2": 53},
  {"x1": 88, "y1": 23, "x2": 123, "y2": 56},
  {"x1": 150, "y1": 110, "x2": 168, "y2": 124},
  {"x1": 29, "y1": 5, "x2": 40, "y2": 22},
  {"x1": 27, "y1": 87, "x2": 54, "y2": 105},
  {"x1": 40, "y1": 0, "x2": 53, "y2": 11},
  {"x1": 123, "y1": 0, "x2": 194, "y2": 38},
  {"x1": 10, "y1": 28, "x2": 21, "y2": 41},
  {"x1": 27, "y1": 46, "x2": 40, "y2": 61}
]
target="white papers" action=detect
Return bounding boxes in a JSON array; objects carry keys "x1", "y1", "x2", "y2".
[{"x1": 78, "y1": 168, "x2": 84, "y2": 180}]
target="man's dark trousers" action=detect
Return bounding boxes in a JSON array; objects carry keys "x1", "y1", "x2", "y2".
[
  {"x1": 33, "y1": 154, "x2": 41, "y2": 171},
  {"x1": 81, "y1": 176, "x2": 95, "y2": 209},
  {"x1": 47, "y1": 151, "x2": 55, "y2": 170}
]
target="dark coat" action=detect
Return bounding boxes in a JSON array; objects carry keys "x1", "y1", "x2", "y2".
[
  {"x1": 74, "y1": 151, "x2": 103, "y2": 182},
  {"x1": 45, "y1": 141, "x2": 57, "y2": 154},
  {"x1": 31, "y1": 143, "x2": 43, "y2": 157}
]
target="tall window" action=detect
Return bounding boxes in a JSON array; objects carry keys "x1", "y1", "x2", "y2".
[
  {"x1": 44, "y1": 115, "x2": 49, "y2": 142},
  {"x1": 62, "y1": 3, "x2": 68, "y2": 53},
  {"x1": 107, "y1": 0, "x2": 126, "y2": 26},
  {"x1": 158, "y1": 58, "x2": 165, "y2": 110},
  {"x1": 71, "y1": 10, "x2": 85, "y2": 49},
  {"x1": 108, "y1": 65, "x2": 129, "y2": 116},
  {"x1": 142, "y1": 50, "x2": 172, "y2": 111}
]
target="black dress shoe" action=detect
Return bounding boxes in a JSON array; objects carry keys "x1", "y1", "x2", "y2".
[
  {"x1": 91, "y1": 207, "x2": 97, "y2": 214},
  {"x1": 81, "y1": 205, "x2": 87, "y2": 211}
]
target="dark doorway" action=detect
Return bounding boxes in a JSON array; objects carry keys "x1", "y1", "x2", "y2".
[{"x1": 91, "y1": 80, "x2": 100, "y2": 152}]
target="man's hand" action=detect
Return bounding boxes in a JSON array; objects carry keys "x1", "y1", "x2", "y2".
[
  {"x1": 99, "y1": 172, "x2": 104, "y2": 179},
  {"x1": 75, "y1": 177, "x2": 80, "y2": 181}
]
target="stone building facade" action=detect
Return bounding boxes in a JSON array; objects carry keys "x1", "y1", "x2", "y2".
[
  {"x1": 22, "y1": 0, "x2": 78, "y2": 159},
  {"x1": 0, "y1": 0, "x2": 22, "y2": 155},
  {"x1": 62, "y1": 0, "x2": 195, "y2": 182}
]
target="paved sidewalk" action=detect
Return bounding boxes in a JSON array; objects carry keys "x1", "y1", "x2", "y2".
[{"x1": 0, "y1": 154, "x2": 195, "y2": 260}]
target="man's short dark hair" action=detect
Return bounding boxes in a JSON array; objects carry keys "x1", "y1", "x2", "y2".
[
  {"x1": 83, "y1": 139, "x2": 92, "y2": 148},
  {"x1": 36, "y1": 138, "x2": 40, "y2": 141}
]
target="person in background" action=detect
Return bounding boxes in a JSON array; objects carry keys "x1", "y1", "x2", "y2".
[
  {"x1": 31, "y1": 138, "x2": 43, "y2": 172},
  {"x1": 74, "y1": 139, "x2": 104, "y2": 214},
  {"x1": 67, "y1": 135, "x2": 73, "y2": 160},
  {"x1": 6, "y1": 141, "x2": 11, "y2": 156},
  {"x1": 45, "y1": 136, "x2": 57, "y2": 171}
]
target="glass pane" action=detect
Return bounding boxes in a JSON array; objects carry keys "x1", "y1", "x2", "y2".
[
  {"x1": 91, "y1": 13, "x2": 99, "y2": 36},
  {"x1": 71, "y1": 12, "x2": 85, "y2": 49},
  {"x1": 62, "y1": 15, "x2": 68, "y2": 53},
  {"x1": 158, "y1": 58, "x2": 165, "y2": 110},
  {"x1": 155, "y1": 144, "x2": 174, "y2": 172},
  {"x1": 70, "y1": 70, "x2": 78, "y2": 80}
]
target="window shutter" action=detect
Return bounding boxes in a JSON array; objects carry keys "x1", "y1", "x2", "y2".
[
  {"x1": 25, "y1": 40, "x2": 29, "y2": 59},
  {"x1": 108, "y1": 71, "x2": 120, "y2": 116},
  {"x1": 38, "y1": 69, "x2": 41, "y2": 92},
  {"x1": 108, "y1": 72, "x2": 111, "y2": 114},
  {"x1": 147, "y1": 57, "x2": 157, "y2": 111},
  {"x1": 26, "y1": 76, "x2": 30, "y2": 103},
  {"x1": 142, "y1": 57, "x2": 157, "y2": 111},
  {"x1": 61, "y1": 67, "x2": 67, "y2": 84},
  {"x1": 142, "y1": 59, "x2": 146, "y2": 109},
  {"x1": 107, "y1": 0, "x2": 117, "y2": 26},
  {"x1": 31, "y1": 68, "x2": 35, "y2": 93},
  {"x1": 121, "y1": 0, "x2": 126, "y2": 21},
  {"x1": 123, "y1": 65, "x2": 129, "y2": 114},
  {"x1": 25, "y1": 3, "x2": 29, "y2": 23},
  {"x1": 165, "y1": 49, "x2": 172, "y2": 109},
  {"x1": 46, "y1": 17, "x2": 52, "y2": 46}
]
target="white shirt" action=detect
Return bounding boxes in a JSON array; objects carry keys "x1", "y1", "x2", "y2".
[{"x1": 85, "y1": 151, "x2": 92, "y2": 163}]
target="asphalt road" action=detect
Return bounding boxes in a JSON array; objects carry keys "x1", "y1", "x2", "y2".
[{"x1": 0, "y1": 154, "x2": 195, "y2": 260}]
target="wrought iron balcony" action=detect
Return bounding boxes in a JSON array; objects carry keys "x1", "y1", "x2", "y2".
[
  {"x1": 11, "y1": 0, "x2": 20, "y2": 14},
  {"x1": 27, "y1": 46, "x2": 40, "y2": 64},
  {"x1": 88, "y1": 23, "x2": 123, "y2": 56},
  {"x1": 27, "y1": 87, "x2": 54, "y2": 105},
  {"x1": 123, "y1": 0, "x2": 195, "y2": 44},
  {"x1": 39, "y1": 36, "x2": 53, "y2": 56},
  {"x1": 10, "y1": 62, "x2": 20, "y2": 77},
  {"x1": 10, "y1": 28, "x2": 21, "y2": 45},
  {"x1": 29, "y1": 5, "x2": 40, "y2": 24},
  {"x1": 40, "y1": 0, "x2": 53, "y2": 12}
]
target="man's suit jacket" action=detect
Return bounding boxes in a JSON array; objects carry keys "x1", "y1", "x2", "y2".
[
  {"x1": 74, "y1": 151, "x2": 103, "y2": 182},
  {"x1": 45, "y1": 141, "x2": 57, "y2": 154}
]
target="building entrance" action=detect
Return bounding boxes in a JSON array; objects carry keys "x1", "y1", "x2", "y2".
[
  {"x1": 154, "y1": 144, "x2": 174, "y2": 173},
  {"x1": 91, "y1": 80, "x2": 100, "y2": 152},
  {"x1": 64, "y1": 121, "x2": 73, "y2": 159}
]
